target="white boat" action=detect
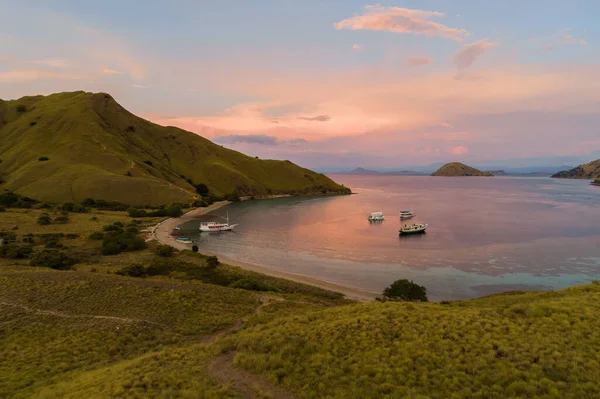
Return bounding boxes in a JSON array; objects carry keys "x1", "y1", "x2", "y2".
[
  {"x1": 399, "y1": 210, "x2": 416, "y2": 219},
  {"x1": 399, "y1": 223, "x2": 428, "y2": 235},
  {"x1": 367, "y1": 211, "x2": 385, "y2": 221},
  {"x1": 199, "y1": 213, "x2": 238, "y2": 232}
]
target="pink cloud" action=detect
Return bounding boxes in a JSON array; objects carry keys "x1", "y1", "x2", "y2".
[
  {"x1": 450, "y1": 145, "x2": 468, "y2": 155},
  {"x1": 406, "y1": 56, "x2": 433, "y2": 66},
  {"x1": 334, "y1": 5, "x2": 470, "y2": 42},
  {"x1": 352, "y1": 44, "x2": 363, "y2": 51},
  {"x1": 438, "y1": 122, "x2": 454, "y2": 128},
  {"x1": 103, "y1": 67, "x2": 124, "y2": 75},
  {"x1": 453, "y1": 39, "x2": 497, "y2": 70},
  {"x1": 531, "y1": 29, "x2": 588, "y2": 50},
  {"x1": 32, "y1": 59, "x2": 70, "y2": 68}
]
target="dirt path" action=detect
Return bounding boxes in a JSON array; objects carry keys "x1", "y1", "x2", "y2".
[
  {"x1": 208, "y1": 294, "x2": 296, "y2": 399},
  {"x1": 0, "y1": 301, "x2": 166, "y2": 327}
]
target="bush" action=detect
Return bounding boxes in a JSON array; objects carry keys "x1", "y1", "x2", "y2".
[
  {"x1": 143, "y1": 160, "x2": 153, "y2": 166},
  {"x1": 230, "y1": 278, "x2": 280, "y2": 292},
  {"x1": 38, "y1": 156, "x2": 49, "y2": 161},
  {"x1": 102, "y1": 232, "x2": 147, "y2": 255},
  {"x1": 382, "y1": 279, "x2": 428, "y2": 302},
  {"x1": 60, "y1": 202, "x2": 75, "y2": 212},
  {"x1": 30, "y1": 121, "x2": 37, "y2": 126},
  {"x1": 192, "y1": 245, "x2": 199, "y2": 252},
  {"x1": 128, "y1": 208, "x2": 149, "y2": 218},
  {"x1": 117, "y1": 264, "x2": 147, "y2": 277},
  {"x1": 44, "y1": 240, "x2": 63, "y2": 249},
  {"x1": 88, "y1": 231, "x2": 104, "y2": 240},
  {"x1": 16, "y1": 104, "x2": 27, "y2": 112},
  {"x1": 126, "y1": 125, "x2": 136, "y2": 132},
  {"x1": 165, "y1": 205, "x2": 183, "y2": 218},
  {"x1": 82, "y1": 198, "x2": 96, "y2": 207},
  {"x1": 205, "y1": 255, "x2": 219, "y2": 269},
  {"x1": 54, "y1": 215, "x2": 69, "y2": 224},
  {"x1": 194, "y1": 183, "x2": 209, "y2": 195},
  {"x1": 225, "y1": 192, "x2": 241, "y2": 202},
  {"x1": 30, "y1": 249, "x2": 76, "y2": 270},
  {"x1": 0, "y1": 244, "x2": 33, "y2": 259},
  {"x1": 37, "y1": 213, "x2": 52, "y2": 225},
  {"x1": 156, "y1": 245, "x2": 175, "y2": 257}
]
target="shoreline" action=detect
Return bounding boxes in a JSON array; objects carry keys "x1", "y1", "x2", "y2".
[{"x1": 151, "y1": 201, "x2": 378, "y2": 302}]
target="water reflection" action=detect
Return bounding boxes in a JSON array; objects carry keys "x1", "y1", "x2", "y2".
[{"x1": 180, "y1": 176, "x2": 600, "y2": 299}]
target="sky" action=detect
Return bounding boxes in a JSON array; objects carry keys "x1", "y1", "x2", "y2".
[{"x1": 1, "y1": 1, "x2": 599, "y2": 170}]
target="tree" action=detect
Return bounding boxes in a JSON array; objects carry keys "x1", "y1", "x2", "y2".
[
  {"x1": 382, "y1": 279, "x2": 428, "y2": 302},
  {"x1": 38, "y1": 156, "x2": 49, "y2": 161},
  {"x1": 191, "y1": 245, "x2": 199, "y2": 252},
  {"x1": 37, "y1": 213, "x2": 52, "y2": 225},
  {"x1": 30, "y1": 249, "x2": 76, "y2": 270},
  {"x1": 156, "y1": 245, "x2": 175, "y2": 257},
  {"x1": 205, "y1": 255, "x2": 219, "y2": 269},
  {"x1": 165, "y1": 205, "x2": 183, "y2": 218},
  {"x1": 194, "y1": 183, "x2": 209, "y2": 195}
]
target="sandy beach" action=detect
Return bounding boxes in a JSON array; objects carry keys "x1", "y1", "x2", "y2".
[{"x1": 151, "y1": 202, "x2": 377, "y2": 302}]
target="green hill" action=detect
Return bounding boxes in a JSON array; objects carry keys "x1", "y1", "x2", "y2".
[
  {"x1": 223, "y1": 284, "x2": 600, "y2": 398},
  {"x1": 432, "y1": 162, "x2": 493, "y2": 176},
  {"x1": 551, "y1": 159, "x2": 600, "y2": 179},
  {"x1": 0, "y1": 91, "x2": 349, "y2": 205}
]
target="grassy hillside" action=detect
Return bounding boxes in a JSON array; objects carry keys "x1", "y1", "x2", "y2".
[
  {"x1": 222, "y1": 285, "x2": 600, "y2": 398},
  {"x1": 432, "y1": 162, "x2": 493, "y2": 177},
  {"x1": 551, "y1": 159, "x2": 600, "y2": 179},
  {"x1": 0, "y1": 91, "x2": 349, "y2": 205}
]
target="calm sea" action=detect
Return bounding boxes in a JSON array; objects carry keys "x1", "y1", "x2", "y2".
[{"x1": 180, "y1": 175, "x2": 600, "y2": 300}]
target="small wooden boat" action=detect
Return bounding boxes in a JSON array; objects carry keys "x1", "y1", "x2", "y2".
[
  {"x1": 175, "y1": 237, "x2": 193, "y2": 244},
  {"x1": 399, "y1": 223, "x2": 428, "y2": 235}
]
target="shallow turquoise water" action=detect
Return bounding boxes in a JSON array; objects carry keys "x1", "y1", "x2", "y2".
[{"x1": 179, "y1": 175, "x2": 600, "y2": 300}]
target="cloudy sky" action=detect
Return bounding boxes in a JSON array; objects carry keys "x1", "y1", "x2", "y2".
[{"x1": 1, "y1": 1, "x2": 599, "y2": 170}]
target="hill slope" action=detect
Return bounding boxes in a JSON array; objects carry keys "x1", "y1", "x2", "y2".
[
  {"x1": 551, "y1": 159, "x2": 600, "y2": 179},
  {"x1": 432, "y1": 162, "x2": 493, "y2": 176},
  {"x1": 0, "y1": 91, "x2": 349, "y2": 205},
  {"x1": 223, "y1": 284, "x2": 600, "y2": 398}
]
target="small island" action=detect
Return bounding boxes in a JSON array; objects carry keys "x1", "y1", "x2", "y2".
[{"x1": 432, "y1": 162, "x2": 494, "y2": 177}]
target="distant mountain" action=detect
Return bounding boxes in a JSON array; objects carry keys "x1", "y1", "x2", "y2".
[
  {"x1": 0, "y1": 91, "x2": 350, "y2": 205},
  {"x1": 432, "y1": 162, "x2": 494, "y2": 177},
  {"x1": 485, "y1": 170, "x2": 507, "y2": 175},
  {"x1": 346, "y1": 167, "x2": 379, "y2": 174},
  {"x1": 551, "y1": 159, "x2": 600, "y2": 179}
]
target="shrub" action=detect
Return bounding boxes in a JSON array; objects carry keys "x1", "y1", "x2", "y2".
[
  {"x1": 230, "y1": 278, "x2": 280, "y2": 292},
  {"x1": 117, "y1": 264, "x2": 147, "y2": 277},
  {"x1": 30, "y1": 121, "x2": 37, "y2": 126},
  {"x1": 44, "y1": 240, "x2": 61, "y2": 249},
  {"x1": 128, "y1": 208, "x2": 148, "y2": 218},
  {"x1": 143, "y1": 160, "x2": 153, "y2": 166},
  {"x1": 165, "y1": 205, "x2": 183, "y2": 218},
  {"x1": 30, "y1": 249, "x2": 76, "y2": 270},
  {"x1": 192, "y1": 245, "x2": 199, "y2": 253},
  {"x1": 38, "y1": 156, "x2": 49, "y2": 161},
  {"x1": 102, "y1": 232, "x2": 147, "y2": 255},
  {"x1": 205, "y1": 255, "x2": 219, "y2": 269},
  {"x1": 156, "y1": 245, "x2": 175, "y2": 257},
  {"x1": 225, "y1": 192, "x2": 241, "y2": 202},
  {"x1": 194, "y1": 183, "x2": 209, "y2": 195},
  {"x1": 382, "y1": 279, "x2": 428, "y2": 302},
  {"x1": 126, "y1": 125, "x2": 136, "y2": 132},
  {"x1": 37, "y1": 213, "x2": 52, "y2": 225},
  {"x1": 16, "y1": 104, "x2": 27, "y2": 112},
  {"x1": 0, "y1": 244, "x2": 33, "y2": 259},
  {"x1": 82, "y1": 198, "x2": 96, "y2": 207},
  {"x1": 125, "y1": 171, "x2": 132, "y2": 177},
  {"x1": 88, "y1": 231, "x2": 104, "y2": 240},
  {"x1": 54, "y1": 215, "x2": 69, "y2": 224}
]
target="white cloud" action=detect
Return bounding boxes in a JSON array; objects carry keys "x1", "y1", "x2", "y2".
[
  {"x1": 335, "y1": 5, "x2": 470, "y2": 42},
  {"x1": 102, "y1": 67, "x2": 124, "y2": 75},
  {"x1": 31, "y1": 58, "x2": 70, "y2": 68}
]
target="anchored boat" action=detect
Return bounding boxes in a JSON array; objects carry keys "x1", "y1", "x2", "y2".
[
  {"x1": 367, "y1": 211, "x2": 385, "y2": 221},
  {"x1": 199, "y1": 213, "x2": 238, "y2": 232},
  {"x1": 399, "y1": 223, "x2": 428, "y2": 235},
  {"x1": 399, "y1": 210, "x2": 416, "y2": 220}
]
